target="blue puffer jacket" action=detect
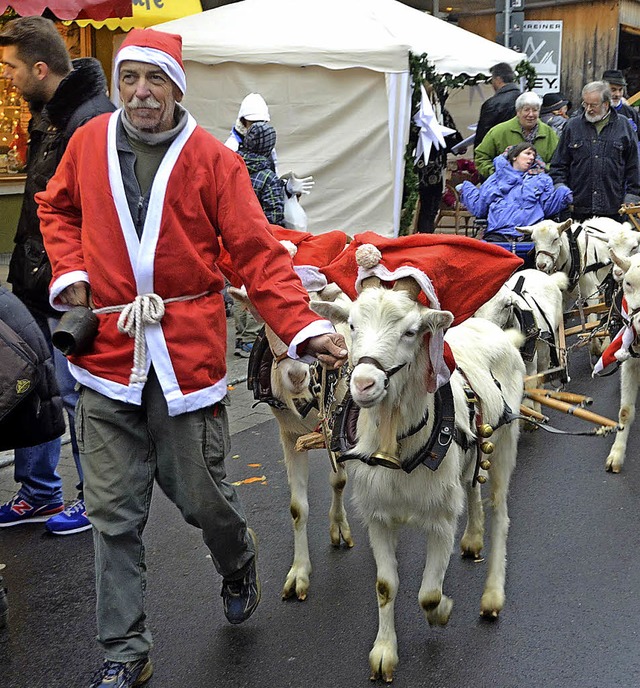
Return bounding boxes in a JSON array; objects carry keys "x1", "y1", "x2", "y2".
[{"x1": 460, "y1": 154, "x2": 572, "y2": 238}]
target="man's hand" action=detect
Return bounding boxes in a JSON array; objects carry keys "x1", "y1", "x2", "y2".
[
  {"x1": 303, "y1": 333, "x2": 348, "y2": 369},
  {"x1": 59, "y1": 281, "x2": 92, "y2": 308},
  {"x1": 286, "y1": 174, "x2": 315, "y2": 196}
]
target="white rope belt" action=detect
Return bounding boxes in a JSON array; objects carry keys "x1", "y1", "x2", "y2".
[{"x1": 94, "y1": 291, "x2": 208, "y2": 385}]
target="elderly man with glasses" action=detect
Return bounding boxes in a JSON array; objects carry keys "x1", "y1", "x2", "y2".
[{"x1": 550, "y1": 81, "x2": 640, "y2": 223}]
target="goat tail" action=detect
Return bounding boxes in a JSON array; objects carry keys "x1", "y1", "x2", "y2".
[
  {"x1": 549, "y1": 271, "x2": 570, "y2": 292},
  {"x1": 504, "y1": 327, "x2": 526, "y2": 350}
]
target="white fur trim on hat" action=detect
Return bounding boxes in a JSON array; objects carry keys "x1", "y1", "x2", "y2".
[
  {"x1": 295, "y1": 265, "x2": 328, "y2": 293},
  {"x1": 280, "y1": 240, "x2": 298, "y2": 258},
  {"x1": 114, "y1": 45, "x2": 187, "y2": 96}
]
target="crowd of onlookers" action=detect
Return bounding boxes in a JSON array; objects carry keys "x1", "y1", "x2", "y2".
[{"x1": 427, "y1": 62, "x2": 640, "y2": 239}]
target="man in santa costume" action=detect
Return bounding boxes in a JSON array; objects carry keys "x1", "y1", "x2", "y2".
[{"x1": 36, "y1": 28, "x2": 347, "y2": 688}]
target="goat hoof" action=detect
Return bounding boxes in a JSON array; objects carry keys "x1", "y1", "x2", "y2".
[
  {"x1": 369, "y1": 644, "x2": 398, "y2": 683},
  {"x1": 480, "y1": 589, "x2": 504, "y2": 619},
  {"x1": 605, "y1": 455, "x2": 622, "y2": 473},
  {"x1": 424, "y1": 594, "x2": 453, "y2": 626}
]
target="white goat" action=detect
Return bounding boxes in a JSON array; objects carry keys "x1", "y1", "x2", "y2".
[
  {"x1": 606, "y1": 222, "x2": 640, "y2": 283},
  {"x1": 475, "y1": 268, "x2": 568, "y2": 382},
  {"x1": 599, "y1": 250, "x2": 640, "y2": 473},
  {"x1": 312, "y1": 281, "x2": 524, "y2": 682},
  {"x1": 519, "y1": 217, "x2": 620, "y2": 354},
  {"x1": 230, "y1": 286, "x2": 353, "y2": 601}
]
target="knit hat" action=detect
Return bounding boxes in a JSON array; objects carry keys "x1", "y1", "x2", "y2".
[
  {"x1": 238, "y1": 93, "x2": 270, "y2": 122},
  {"x1": 541, "y1": 92, "x2": 569, "y2": 114},
  {"x1": 114, "y1": 28, "x2": 186, "y2": 95},
  {"x1": 602, "y1": 69, "x2": 626, "y2": 86},
  {"x1": 321, "y1": 231, "x2": 523, "y2": 390},
  {"x1": 242, "y1": 122, "x2": 277, "y2": 157}
]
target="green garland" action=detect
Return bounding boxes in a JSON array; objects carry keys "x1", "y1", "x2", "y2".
[{"x1": 400, "y1": 53, "x2": 536, "y2": 235}]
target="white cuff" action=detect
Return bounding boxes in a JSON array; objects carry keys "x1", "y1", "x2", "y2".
[
  {"x1": 287, "y1": 319, "x2": 336, "y2": 362},
  {"x1": 50, "y1": 270, "x2": 90, "y2": 311}
]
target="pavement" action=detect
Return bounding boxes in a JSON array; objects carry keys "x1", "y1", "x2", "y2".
[{"x1": 0, "y1": 261, "x2": 274, "y2": 504}]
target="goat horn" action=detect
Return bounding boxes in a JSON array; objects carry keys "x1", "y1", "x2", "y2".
[
  {"x1": 361, "y1": 275, "x2": 382, "y2": 289},
  {"x1": 392, "y1": 277, "x2": 422, "y2": 300}
]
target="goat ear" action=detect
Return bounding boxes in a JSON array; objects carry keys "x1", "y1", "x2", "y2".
[
  {"x1": 421, "y1": 308, "x2": 454, "y2": 333},
  {"x1": 558, "y1": 219, "x2": 572, "y2": 234},
  {"x1": 610, "y1": 248, "x2": 632, "y2": 274},
  {"x1": 315, "y1": 282, "x2": 344, "y2": 302},
  {"x1": 516, "y1": 224, "x2": 532, "y2": 236},
  {"x1": 310, "y1": 300, "x2": 351, "y2": 324}
]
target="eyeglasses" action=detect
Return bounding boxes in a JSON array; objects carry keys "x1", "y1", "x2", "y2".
[{"x1": 581, "y1": 100, "x2": 604, "y2": 110}]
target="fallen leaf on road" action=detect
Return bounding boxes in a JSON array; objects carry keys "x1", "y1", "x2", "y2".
[{"x1": 232, "y1": 475, "x2": 267, "y2": 486}]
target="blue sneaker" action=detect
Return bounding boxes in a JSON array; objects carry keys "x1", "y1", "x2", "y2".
[
  {"x1": 234, "y1": 340, "x2": 253, "y2": 358},
  {"x1": 45, "y1": 498, "x2": 91, "y2": 536},
  {"x1": 88, "y1": 658, "x2": 153, "y2": 688},
  {"x1": 221, "y1": 528, "x2": 261, "y2": 624},
  {"x1": 0, "y1": 494, "x2": 63, "y2": 528}
]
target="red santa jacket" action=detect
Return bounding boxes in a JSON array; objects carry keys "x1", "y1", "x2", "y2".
[{"x1": 36, "y1": 111, "x2": 332, "y2": 415}]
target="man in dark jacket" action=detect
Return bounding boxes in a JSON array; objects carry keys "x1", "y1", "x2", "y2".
[
  {"x1": 602, "y1": 69, "x2": 640, "y2": 143},
  {"x1": 0, "y1": 16, "x2": 114, "y2": 534},
  {"x1": 474, "y1": 62, "x2": 521, "y2": 149},
  {"x1": 550, "y1": 81, "x2": 640, "y2": 222}
]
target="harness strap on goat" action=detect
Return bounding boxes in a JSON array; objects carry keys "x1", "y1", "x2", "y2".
[
  {"x1": 566, "y1": 224, "x2": 584, "y2": 292},
  {"x1": 332, "y1": 382, "x2": 458, "y2": 473}
]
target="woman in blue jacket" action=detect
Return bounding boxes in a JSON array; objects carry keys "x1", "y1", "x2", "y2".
[{"x1": 460, "y1": 142, "x2": 572, "y2": 240}]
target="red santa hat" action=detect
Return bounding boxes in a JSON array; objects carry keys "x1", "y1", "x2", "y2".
[
  {"x1": 593, "y1": 297, "x2": 636, "y2": 374},
  {"x1": 114, "y1": 28, "x2": 186, "y2": 95},
  {"x1": 270, "y1": 227, "x2": 349, "y2": 292},
  {"x1": 321, "y1": 231, "x2": 523, "y2": 391}
]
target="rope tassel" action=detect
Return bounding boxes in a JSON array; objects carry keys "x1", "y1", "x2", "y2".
[{"x1": 116, "y1": 294, "x2": 165, "y2": 384}]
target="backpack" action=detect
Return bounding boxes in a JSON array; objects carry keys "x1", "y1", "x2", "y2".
[{"x1": 0, "y1": 317, "x2": 38, "y2": 422}]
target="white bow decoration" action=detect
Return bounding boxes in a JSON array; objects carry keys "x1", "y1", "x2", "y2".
[{"x1": 413, "y1": 84, "x2": 457, "y2": 165}]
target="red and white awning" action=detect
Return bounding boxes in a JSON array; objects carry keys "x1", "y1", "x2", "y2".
[{"x1": 0, "y1": 1, "x2": 132, "y2": 21}]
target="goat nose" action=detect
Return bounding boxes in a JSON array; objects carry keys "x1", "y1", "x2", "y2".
[{"x1": 353, "y1": 377, "x2": 376, "y2": 395}]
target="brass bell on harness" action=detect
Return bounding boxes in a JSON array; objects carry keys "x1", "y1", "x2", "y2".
[
  {"x1": 480, "y1": 440, "x2": 495, "y2": 455},
  {"x1": 371, "y1": 451, "x2": 403, "y2": 470},
  {"x1": 476, "y1": 475, "x2": 487, "y2": 484},
  {"x1": 480, "y1": 459, "x2": 492, "y2": 471},
  {"x1": 477, "y1": 424, "x2": 494, "y2": 438}
]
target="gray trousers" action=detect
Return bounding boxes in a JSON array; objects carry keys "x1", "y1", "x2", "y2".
[{"x1": 76, "y1": 369, "x2": 254, "y2": 661}]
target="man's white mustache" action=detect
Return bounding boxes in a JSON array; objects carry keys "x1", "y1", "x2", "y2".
[{"x1": 128, "y1": 96, "x2": 161, "y2": 110}]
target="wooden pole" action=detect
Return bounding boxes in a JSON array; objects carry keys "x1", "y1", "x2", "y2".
[
  {"x1": 526, "y1": 389, "x2": 593, "y2": 406},
  {"x1": 524, "y1": 392, "x2": 619, "y2": 428}
]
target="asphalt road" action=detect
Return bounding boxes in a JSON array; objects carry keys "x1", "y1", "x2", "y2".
[{"x1": 1, "y1": 351, "x2": 639, "y2": 688}]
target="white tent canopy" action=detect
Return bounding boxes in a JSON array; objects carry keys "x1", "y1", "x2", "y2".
[{"x1": 158, "y1": 0, "x2": 521, "y2": 236}]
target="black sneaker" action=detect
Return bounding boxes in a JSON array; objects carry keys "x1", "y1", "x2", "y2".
[
  {"x1": 88, "y1": 658, "x2": 153, "y2": 687},
  {"x1": 221, "y1": 528, "x2": 261, "y2": 624}
]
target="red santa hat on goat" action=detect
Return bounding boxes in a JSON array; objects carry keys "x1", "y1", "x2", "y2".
[{"x1": 322, "y1": 231, "x2": 523, "y2": 391}]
